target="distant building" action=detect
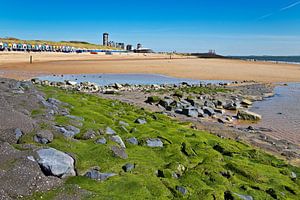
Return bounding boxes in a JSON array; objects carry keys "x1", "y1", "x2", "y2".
[
  {"x1": 137, "y1": 43, "x2": 142, "y2": 49},
  {"x1": 116, "y1": 43, "x2": 125, "y2": 50},
  {"x1": 126, "y1": 45, "x2": 133, "y2": 51},
  {"x1": 103, "y1": 33, "x2": 109, "y2": 46}
]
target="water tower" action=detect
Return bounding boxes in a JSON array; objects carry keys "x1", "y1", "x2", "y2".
[{"x1": 103, "y1": 33, "x2": 109, "y2": 46}]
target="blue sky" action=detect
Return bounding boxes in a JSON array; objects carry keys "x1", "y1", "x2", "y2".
[{"x1": 0, "y1": 0, "x2": 300, "y2": 55}]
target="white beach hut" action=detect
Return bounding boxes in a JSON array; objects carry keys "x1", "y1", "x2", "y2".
[
  {"x1": 22, "y1": 44, "x2": 27, "y2": 50},
  {"x1": 12, "y1": 43, "x2": 17, "y2": 50},
  {"x1": 0, "y1": 42, "x2": 3, "y2": 50}
]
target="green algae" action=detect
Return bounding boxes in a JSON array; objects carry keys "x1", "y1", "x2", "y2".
[{"x1": 23, "y1": 86, "x2": 300, "y2": 200}]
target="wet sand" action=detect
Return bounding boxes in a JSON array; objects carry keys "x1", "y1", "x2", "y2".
[{"x1": 1, "y1": 52, "x2": 300, "y2": 82}]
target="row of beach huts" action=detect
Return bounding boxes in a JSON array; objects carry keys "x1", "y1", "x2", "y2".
[{"x1": 0, "y1": 41, "x2": 126, "y2": 53}]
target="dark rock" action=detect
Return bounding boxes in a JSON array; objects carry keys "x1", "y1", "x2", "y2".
[
  {"x1": 111, "y1": 146, "x2": 128, "y2": 159},
  {"x1": 84, "y1": 169, "x2": 116, "y2": 181},
  {"x1": 34, "y1": 130, "x2": 53, "y2": 144},
  {"x1": 176, "y1": 186, "x2": 188, "y2": 195},
  {"x1": 95, "y1": 137, "x2": 107, "y2": 144},
  {"x1": 122, "y1": 163, "x2": 135, "y2": 172},
  {"x1": 224, "y1": 102, "x2": 240, "y2": 110},
  {"x1": 146, "y1": 138, "x2": 163, "y2": 147},
  {"x1": 36, "y1": 148, "x2": 76, "y2": 178},
  {"x1": 158, "y1": 99, "x2": 173, "y2": 109},
  {"x1": 182, "y1": 107, "x2": 198, "y2": 118},
  {"x1": 135, "y1": 118, "x2": 147, "y2": 124},
  {"x1": 126, "y1": 137, "x2": 139, "y2": 145},
  {"x1": 203, "y1": 107, "x2": 215, "y2": 116}
]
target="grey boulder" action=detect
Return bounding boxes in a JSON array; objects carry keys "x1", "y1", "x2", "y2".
[
  {"x1": 110, "y1": 135, "x2": 126, "y2": 148},
  {"x1": 127, "y1": 137, "x2": 139, "y2": 145},
  {"x1": 36, "y1": 148, "x2": 76, "y2": 178},
  {"x1": 84, "y1": 169, "x2": 116, "y2": 181},
  {"x1": 34, "y1": 130, "x2": 53, "y2": 144},
  {"x1": 146, "y1": 138, "x2": 163, "y2": 148},
  {"x1": 55, "y1": 125, "x2": 80, "y2": 138}
]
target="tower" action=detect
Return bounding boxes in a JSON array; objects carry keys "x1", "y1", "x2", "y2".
[{"x1": 103, "y1": 33, "x2": 109, "y2": 46}]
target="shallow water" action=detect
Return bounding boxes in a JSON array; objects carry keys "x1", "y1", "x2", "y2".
[
  {"x1": 250, "y1": 83, "x2": 300, "y2": 144},
  {"x1": 38, "y1": 73, "x2": 227, "y2": 86}
]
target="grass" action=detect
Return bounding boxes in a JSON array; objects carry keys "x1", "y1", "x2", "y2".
[
  {"x1": 0, "y1": 38, "x2": 119, "y2": 50},
  {"x1": 20, "y1": 86, "x2": 300, "y2": 200}
]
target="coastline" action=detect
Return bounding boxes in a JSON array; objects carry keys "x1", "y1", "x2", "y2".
[{"x1": 1, "y1": 52, "x2": 300, "y2": 82}]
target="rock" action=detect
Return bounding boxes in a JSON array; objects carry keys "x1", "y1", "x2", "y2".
[
  {"x1": 119, "y1": 121, "x2": 129, "y2": 127},
  {"x1": 113, "y1": 83, "x2": 123, "y2": 89},
  {"x1": 82, "y1": 130, "x2": 96, "y2": 140},
  {"x1": 146, "y1": 138, "x2": 163, "y2": 148},
  {"x1": 146, "y1": 96, "x2": 161, "y2": 104},
  {"x1": 291, "y1": 172, "x2": 297, "y2": 179},
  {"x1": 237, "y1": 110, "x2": 262, "y2": 121},
  {"x1": 110, "y1": 135, "x2": 126, "y2": 148},
  {"x1": 158, "y1": 99, "x2": 173, "y2": 109},
  {"x1": 203, "y1": 107, "x2": 215, "y2": 116},
  {"x1": 34, "y1": 130, "x2": 53, "y2": 144},
  {"x1": 36, "y1": 148, "x2": 76, "y2": 178},
  {"x1": 66, "y1": 80, "x2": 77, "y2": 86},
  {"x1": 130, "y1": 128, "x2": 137, "y2": 133},
  {"x1": 15, "y1": 128, "x2": 23, "y2": 141},
  {"x1": 224, "y1": 102, "x2": 240, "y2": 110},
  {"x1": 55, "y1": 125, "x2": 80, "y2": 138},
  {"x1": 182, "y1": 107, "x2": 199, "y2": 118},
  {"x1": 135, "y1": 118, "x2": 147, "y2": 124},
  {"x1": 241, "y1": 99, "x2": 253, "y2": 106},
  {"x1": 103, "y1": 90, "x2": 116, "y2": 94},
  {"x1": 176, "y1": 186, "x2": 187, "y2": 195},
  {"x1": 95, "y1": 137, "x2": 107, "y2": 144},
  {"x1": 47, "y1": 98, "x2": 61, "y2": 105},
  {"x1": 111, "y1": 146, "x2": 128, "y2": 159},
  {"x1": 126, "y1": 137, "x2": 139, "y2": 145},
  {"x1": 84, "y1": 169, "x2": 117, "y2": 181},
  {"x1": 122, "y1": 163, "x2": 135, "y2": 172},
  {"x1": 105, "y1": 127, "x2": 116, "y2": 135},
  {"x1": 234, "y1": 193, "x2": 253, "y2": 200},
  {"x1": 214, "y1": 109, "x2": 225, "y2": 115}
]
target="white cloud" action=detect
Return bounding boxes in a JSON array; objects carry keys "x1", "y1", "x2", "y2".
[{"x1": 280, "y1": 1, "x2": 300, "y2": 11}]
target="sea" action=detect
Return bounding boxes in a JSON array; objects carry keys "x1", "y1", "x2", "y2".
[{"x1": 231, "y1": 56, "x2": 300, "y2": 64}]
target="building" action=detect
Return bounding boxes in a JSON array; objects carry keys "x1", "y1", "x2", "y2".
[
  {"x1": 103, "y1": 33, "x2": 109, "y2": 46},
  {"x1": 137, "y1": 43, "x2": 142, "y2": 49},
  {"x1": 126, "y1": 45, "x2": 133, "y2": 51},
  {"x1": 116, "y1": 43, "x2": 125, "y2": 50}
]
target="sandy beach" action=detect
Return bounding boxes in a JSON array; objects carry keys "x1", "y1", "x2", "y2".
[{"x1": 0, "y1": 52, "x2": 300, "y2": 82}]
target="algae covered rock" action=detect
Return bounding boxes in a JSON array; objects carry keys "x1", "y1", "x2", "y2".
[{"x1": 237, "y1": 110, "x2": 262, "y2": 121}]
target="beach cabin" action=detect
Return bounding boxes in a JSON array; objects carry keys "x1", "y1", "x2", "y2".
[
  {"x1": 12, "y1": 43, "x2": 17, "y2": 51},
  {"x1": 0, "y1": 42, "x2": 3, "y2": 50},
  {"x1": 17, "y1": 43, "x2": 22, "y2": 51},
  {"x1": 3, "y1": 43, "x2": 9, "y2": 50},
  {"x1": 8, "y1": 43, "x2": 12, "y2": 51},
  {"x1": 27, "y1": 44, "x2": 32, "y2": 51},
  {"x1": 22, "y1": 44, "x2": 27, "y2": 51},
  {"x1": 41, "y1": 45, "x2": 46, "y2": 51},
  {"x1": 45, "y1": 45, "x2": 50, "y2": 51}
]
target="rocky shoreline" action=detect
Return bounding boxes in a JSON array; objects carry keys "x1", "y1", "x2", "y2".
[
  {"x1": 0, "y1": 77, "x2": 300, "y2": 199},
  {"x1": 31, "y1": 78, "x2": 300, "y2": 162}
]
